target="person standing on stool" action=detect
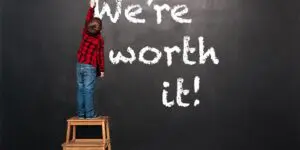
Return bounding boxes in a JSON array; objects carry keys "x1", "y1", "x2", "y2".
[{"x1": 76, "y1": 0, "x2": 104, "y2": 119}]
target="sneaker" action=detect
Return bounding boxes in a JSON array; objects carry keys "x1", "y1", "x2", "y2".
[
  {"x1": 86, "y1": 115, "x2": 100, "y2": 119},
  {"x1": 77, "y1": 116, "x2": 85, "y2": 119}
]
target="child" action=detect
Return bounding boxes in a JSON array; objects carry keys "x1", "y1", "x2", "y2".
[{"x1": 76, "y1": 0, "x2": 104, "y2": 119}]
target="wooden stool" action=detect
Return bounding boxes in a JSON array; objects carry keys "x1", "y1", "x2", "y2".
[{"x1": 62, "y1": 116, "x2": 111, "y2": 150}]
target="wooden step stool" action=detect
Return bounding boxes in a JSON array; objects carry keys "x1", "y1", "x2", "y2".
[{"x1": 62, "y1": 116, "x2": 111, "y2": 150}]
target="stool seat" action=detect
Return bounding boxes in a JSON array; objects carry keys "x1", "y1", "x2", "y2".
[
  {"x1": 62, "y1": 116, "x2": 111, "y2": 150},
  {"x1": 67, "y1": 116, "x2": 109, "y2": 125},
  {"x1": 68, "y1": 116, "x2": 110, "y2": 121}
]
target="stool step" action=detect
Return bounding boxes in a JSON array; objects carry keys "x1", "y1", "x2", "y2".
[{"x1": 62, "y1": 139, "x2": 110, "y2": 150}]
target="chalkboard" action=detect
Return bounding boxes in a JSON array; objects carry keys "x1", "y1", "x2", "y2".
[
  {"x1": 1, "y1": 0, "x2": 300, "y2": 150},
  {"x1": 0, "y1": 0, "x2": 3, "y2": 148}
]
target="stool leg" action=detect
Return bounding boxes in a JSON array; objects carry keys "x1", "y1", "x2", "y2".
[
  {"x1": 102, "y1": 122, "x2": 106, "y2": 145},
  {"x1": 66, "y1": 122, "x2": 71, "y2": 143},
  {"x1": 106, "y1": 120, "x2": 111, "y2": 150},
  {"x1": 72, "y1": 125, "x2": 76, "y2": 141}
]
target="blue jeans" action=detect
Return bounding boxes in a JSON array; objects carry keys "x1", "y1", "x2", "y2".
[{"x1": 76, "y1": 63, "x2": 96, "y2": 118}]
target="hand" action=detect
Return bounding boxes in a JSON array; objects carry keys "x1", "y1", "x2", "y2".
[
  {"x1": 100, "y1": 72, "x2": 104, "y2": 78},
  {"x1": 90, "y1": 0, "x2": 96, "y2": 8}
]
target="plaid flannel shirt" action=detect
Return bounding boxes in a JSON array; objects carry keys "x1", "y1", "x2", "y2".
[{"x1": 77, "y1": 6, "x2": 104, "y2": 76}]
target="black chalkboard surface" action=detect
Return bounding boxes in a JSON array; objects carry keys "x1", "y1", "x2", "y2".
[{"x1": 1, "y1": 0, "x2": 300, "y2": 150}]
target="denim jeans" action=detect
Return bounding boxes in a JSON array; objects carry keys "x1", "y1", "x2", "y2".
[{"x1": 76, "y1": 63, "x2": 96, "y2": 118}]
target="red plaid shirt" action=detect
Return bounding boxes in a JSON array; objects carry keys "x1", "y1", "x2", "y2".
[{"x1": 77, "y1": 7, "x2": 104, "y2": 76}]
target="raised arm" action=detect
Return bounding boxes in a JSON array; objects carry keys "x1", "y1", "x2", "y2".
[{"x1": 84, "y1": 0, "x2": 96, "y2": 31}]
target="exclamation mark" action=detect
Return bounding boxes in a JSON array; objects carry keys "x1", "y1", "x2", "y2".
[{"x1": 194, "y1": 76, "x2": 200, "y2": 107}]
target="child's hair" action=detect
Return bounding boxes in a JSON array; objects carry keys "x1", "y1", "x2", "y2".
[{"x1": 87, "y1": 17, "x2": 102, "y2": 36}]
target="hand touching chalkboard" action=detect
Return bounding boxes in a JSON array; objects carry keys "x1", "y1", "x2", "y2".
[{"x1": 90, "y1": 0, "x2": 96, "y2": 8}]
